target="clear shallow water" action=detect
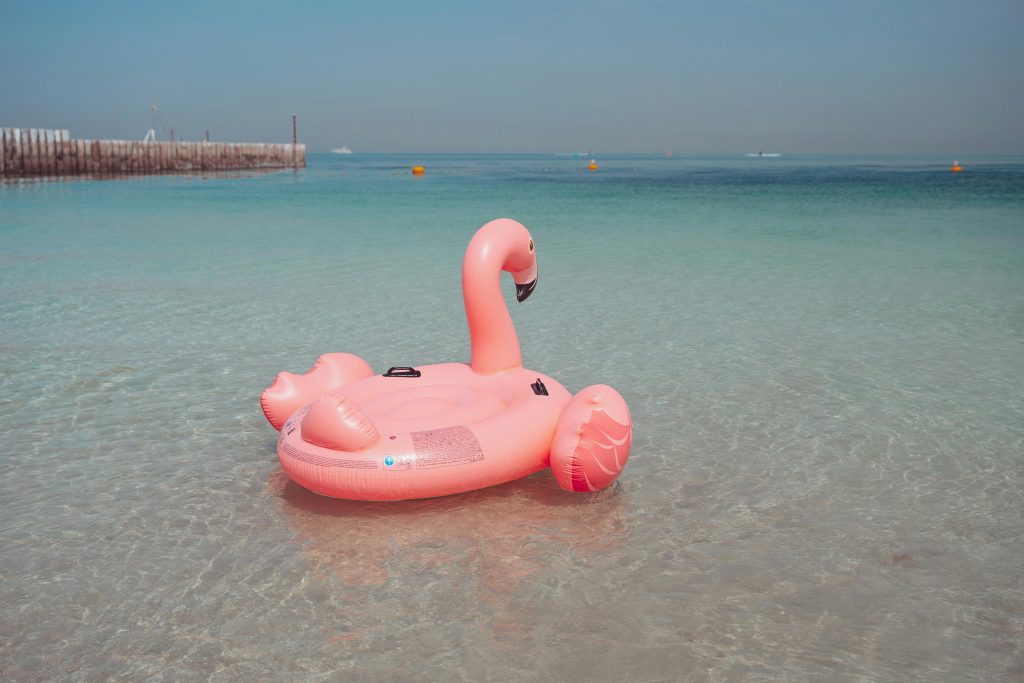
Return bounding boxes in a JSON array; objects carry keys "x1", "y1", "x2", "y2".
[{"x1": 2, "y1": 154, "x2": 1023, "y2": 681}]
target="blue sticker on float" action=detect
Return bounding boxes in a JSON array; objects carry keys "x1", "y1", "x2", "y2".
[{"x1": 384, "y1": 456, "x2": 395, "y2": 467}]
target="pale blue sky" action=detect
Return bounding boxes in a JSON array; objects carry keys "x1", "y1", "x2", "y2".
[{"x1": 2, "y1": 0, "x2": 1021, "y2": 153}]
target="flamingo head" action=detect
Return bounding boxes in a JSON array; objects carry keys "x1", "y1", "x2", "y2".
[
  {"x1": 510, "y1": 234, "x2": 538, "y2": 302},
  {"x1": 464, "y1": 218, "x2": 539, "y2": 303}
]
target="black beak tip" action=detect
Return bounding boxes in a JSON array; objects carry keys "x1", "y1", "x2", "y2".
[{"x1": 516, "y1": 278, "x2": 538, "y2": 302}]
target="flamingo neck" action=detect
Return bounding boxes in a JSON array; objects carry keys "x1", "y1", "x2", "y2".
[{"x1": 462, "y1": 231, "x2": 522, "y2": 375}]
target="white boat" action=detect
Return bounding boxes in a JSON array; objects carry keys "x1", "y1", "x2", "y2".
[{"x1": 331, "y1": 146, "x2": 352, "y2": 154}]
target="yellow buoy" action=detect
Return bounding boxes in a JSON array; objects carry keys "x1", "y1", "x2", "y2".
[
  {"x1": 411, "y1": 165, "x2": 425, "y2": 176},
  {"x1": 950, "y1": 160, "x2": 962, "y2": 173}
]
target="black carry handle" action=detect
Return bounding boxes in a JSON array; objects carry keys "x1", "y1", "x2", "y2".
[{"x1": 384, "y1": 366, "x2": 422, "y2": 378}]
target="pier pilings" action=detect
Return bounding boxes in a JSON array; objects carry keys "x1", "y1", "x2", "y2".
[{"x1": 1, "y1": 128, "x2": 306, "y2": 178}]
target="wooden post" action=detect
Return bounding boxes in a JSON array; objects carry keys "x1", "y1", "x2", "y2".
[
  {"x1": 51, "y1": 130, "x2": 59, "y2": 175},
  {"x1": 19, "y1": 129, "x2": 27, "y2": 175},
  {"x1": 10, "y1": 128, "x2": 18, "y2": 175},
  {"x1": 11, "y1": 129, "x2": 17, "y2": 175},
  {"x1": 22, "y1": 129, "x2": 31, "y2": 175},
  {"x1": 39, "y1": 129, "x2": 48, "y2": 175},
  {"x1": 40, "y1": 129, "x2": 48, "y2": 174},
  {"x1": 19, "y1": 128, "x2": 27, "y2": 175},
  {"x1": 55, "y1": 130, "x2": 63, "y2": 175},
  {"x1": 45, "y1": 129, "x2": 54, "y2": 175},
  {"x1": 61, "y1": 130, "x2": 69, "y2": 175},
  {"x1": 25, "y1": 129, "x2": 36, "y2": 175}
]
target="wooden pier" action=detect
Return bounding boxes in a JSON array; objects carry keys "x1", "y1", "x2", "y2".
[{"x1": 0, "y1": 128, "x2": 306, "y2": 178}]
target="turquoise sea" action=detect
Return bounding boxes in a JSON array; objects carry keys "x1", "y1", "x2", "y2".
[{"x1": 2, "y1": 154, "x2": 1023, "y2": 680}]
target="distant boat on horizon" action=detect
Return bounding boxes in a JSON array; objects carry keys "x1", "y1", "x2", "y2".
[
  {"x1": 331, "y1": 146, "x2": 353, "y2": 154},
  {"x1": 748, "y1": 151, "x2": 781, "y2": 158}
]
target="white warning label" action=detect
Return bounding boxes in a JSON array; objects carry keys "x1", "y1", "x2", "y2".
[{"x1": 411, "y1": 426, "x2": 484, "y2": 469}]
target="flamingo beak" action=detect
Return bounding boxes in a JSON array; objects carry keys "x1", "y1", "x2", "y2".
[
  {"x1": 516, "y1": 276, "x2": 537, "y2": 302},
  {"x1": 513, "y1": 261, "x2": 538, "y2": 302}
]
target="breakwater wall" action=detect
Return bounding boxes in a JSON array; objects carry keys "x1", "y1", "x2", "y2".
[{"x1": 1, "y1": 128, "x2": 306, "y2": 177}]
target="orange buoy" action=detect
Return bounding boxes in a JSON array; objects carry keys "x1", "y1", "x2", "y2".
[
  {"x1": 412, "y1": 165, "x2": 425, "y2": 176},
  {"x1": 950, "y1": 160, "x2": 963, "y2": 173},
  {"x1": 587, "y1": 161, "x2": 599, "y2": 171}
]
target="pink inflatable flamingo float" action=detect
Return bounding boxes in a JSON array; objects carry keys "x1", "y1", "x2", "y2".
[{"x1": 261, "y1": 218, "x2": 632, "y2": 500}]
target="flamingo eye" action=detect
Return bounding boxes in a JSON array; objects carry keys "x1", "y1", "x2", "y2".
[{"x1": 528, "y1": 239, "x2": 535, "y2": 253}]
